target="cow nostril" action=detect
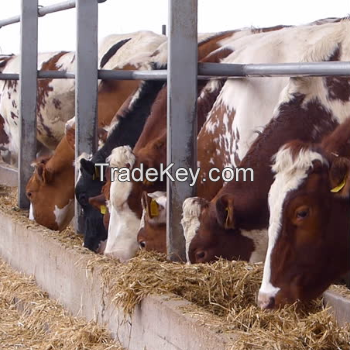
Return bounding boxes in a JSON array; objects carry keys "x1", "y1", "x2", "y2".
[
  {"x1": 266, "y1": 296, "x2": 275, "y2": 309},
  {"x1": 258, "y1": 293, "x2": 276, "y2": 310}
]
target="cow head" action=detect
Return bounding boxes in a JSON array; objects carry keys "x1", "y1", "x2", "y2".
[
  {"x1": 181, "y1": 196, "x2": 255, "y2": 264},
  {"x1": 258, "y1": 142, "x2": 350, "y2": 309},
  {"x1": 137, "y1": 191, "x2": 167, "y2": 253},
  {"x1": 26, "y1": 156, "x2": 74, "y2": 231},
  {"x1": 75, "y1": 154, "x2": 108, "y2": 253}
]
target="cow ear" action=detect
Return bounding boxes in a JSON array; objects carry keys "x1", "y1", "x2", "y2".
[
  {"x1": 141, "y1": 191, "x2": 149, "y2": 213},
  {"x1": 80, "y1": 158, "x2": 95, "y2": 176},
  {"x1": 329, "y1": 157, "x2": 350, "y2": 198},
  {"x1": 88, "y1": 194, "x2": 107, "y2": 214},
  {"x1": 142, "y1": 191, "x2": 160, "y2": 218},
  {"x1": 215, "y1": 194, "x2": 235, "y2": 229},
  {"x1": 35, "y1": 163, "x2": 53, "y2": 184}
]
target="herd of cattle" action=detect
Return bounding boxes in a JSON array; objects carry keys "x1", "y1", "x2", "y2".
[{"x1": 0, "y1": 17, "x2": 349, "y2": 310}]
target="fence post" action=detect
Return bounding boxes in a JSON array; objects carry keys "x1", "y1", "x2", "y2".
[
  {"x1": 167, "y1": 0, "x2": 198, "y2": 261},
  {"x1": 75, "y1": 0, "x2": 99, "y2": 233},
  {"x1": 18, "y1": 0, "x2": 38, "y2": 208}
]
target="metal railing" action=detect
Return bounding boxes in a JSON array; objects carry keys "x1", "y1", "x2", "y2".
[{"x1": 0, "y1": 0, "x2": 348, "y2": 262}]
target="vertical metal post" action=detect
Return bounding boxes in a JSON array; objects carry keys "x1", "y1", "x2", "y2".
[
  {"x1": 18, "y1": 0, "x2": 38, "y2": 208},
  {"x1": 75, "y1": 0, "x2": 98, "y2": 232},
  {"x1": 162, "y1": 24, "x2": 167, "y2": 35},
  {"x1": 167, "y1": 0, "x2": 198, "y2": 261}
]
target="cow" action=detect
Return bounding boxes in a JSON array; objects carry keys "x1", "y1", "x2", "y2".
[
  {"x1": 258, "y1": 117, "x2": 350, "y2": 309},
  {"x1": 103, "y1": 26, "x2": 294, "y2": 261},
  {"x1": 26, "y1": 31, "x2": 166, "y2": 233},
  {"x1": 182, "y1": 19, "x2": 350, "y2": 264},
  {"x1": 0, "y1": 51, "x2": 77, "y2": 165},
  {"x1": 78, "y1": 30, "x2": 247, "y2": 256}
]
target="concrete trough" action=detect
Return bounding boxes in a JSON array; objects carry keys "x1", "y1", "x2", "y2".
[
  {"x1": 0, "y1": 208, "x2": 234, "y2": 350},
  {"x1": 0, "y1": 207, "x2": 349, "y2": 349}
]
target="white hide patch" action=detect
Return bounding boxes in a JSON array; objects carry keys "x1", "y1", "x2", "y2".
[
  {"x1": 75, "y1": 152, "x2": 92, "y2": 185},
  {"x1": 240, "y1": 229, "x2": 268, "y2": 263},
  {"x1": 104, "y1": 145, "x2": 139, "y2": 261},
  {"x1": 54, "y1": 199, "x2": 74, "y2": 231},
  {"x1": 107, "y1": 145, "x2": 135, "y2": 169},
  {"x1": 65, "y1": 116, "x2": 75, "y2": 134},
  {"x1": 259, "y1": 146, "x2": 328, "y2": 298},
  {"x1": 181, "y1": 197, "x2": 205, "y2": 263},
  {"x1": 98, "y1": 31, "x2": 166, "y2": 71},
  {"x1": 29, "y1": 203, "x2": 34, "y2": 221}
]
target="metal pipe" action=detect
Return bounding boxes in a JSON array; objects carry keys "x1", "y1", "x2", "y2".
[
  {"x1": 2, "y1": 61, "x2": 350, "y2": 82},
  {"x1": 167, "y1": 0, "x2": 198, "y2": 262},
  {"x1": 198, "y1": 61, "x2": 350, "y2": 77},
  {"x1": 0, "y1": 0, "x2": 107, "y2": 28},
  {"x1": 74, "y1": 0, "x2": 99, "y2": 233},
  {"x1": 18, "y1": 0, "x2": 38, "y2": 209}
]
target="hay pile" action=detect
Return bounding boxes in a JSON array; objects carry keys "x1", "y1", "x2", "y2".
[
  {"x1": 86, "y1": 251, "x2": 350, "y2": 350},
  {"x1": 0, "y1": 258, "x2": 123, "y2": 350},
  {"x1": 0, "y1": 185, "x2": 349, "y2": 349}
]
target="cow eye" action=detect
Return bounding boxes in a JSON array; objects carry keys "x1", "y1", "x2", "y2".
[
  {"x1": 195, "y1": 251, "x2": 206, "y2": 260},
  {"x1": 296, "y1": 208, "x2": 309, "y2": 219},
  {"x1": 139, "y1": 241, "x2": 146, "y2": 249},
  {"x1": 26, "y1": 192, "x2": 32, "y2": 198}
]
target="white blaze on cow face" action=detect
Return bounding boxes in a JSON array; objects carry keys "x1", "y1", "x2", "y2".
[
  {"x1": 104, "y1": 146, "x2": 139, "y2": 262},
  {"x1": 181, "y1": 197, "x2": 204, "y2": 263},
  {"x1": 29, "y1": 203, "x2": 34, "y2": 221},
  {"x1": 258, "y1": 145, "x2": 328, "y2": 308},
  {"x1": 54, "y1": 199, "x2": 74, "y2": 231}
]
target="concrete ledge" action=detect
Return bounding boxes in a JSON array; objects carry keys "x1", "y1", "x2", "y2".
[
  {"x1": 0, "y1": 163, "x2": 17, "y2": 187},
  {"x1": 0, "y1": 210, "x2": 232, "y2": 350},
  {"x1": 324, "y1": 290, "x2": 350, "y2": 326}
]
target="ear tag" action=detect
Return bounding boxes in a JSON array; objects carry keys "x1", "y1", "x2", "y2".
[
  {"x1": 150, "y1": 199, "x2": 159, "y2": 217},
  {"x1": 330, "y1": 177, "x2": 346, "y2": 193},
  {"x1": 100, "y1": 205, "x2": 107, "y2": 215},
  {"x1": 143, "y1": 179, "x2": 152, "y2": 186},
  {"x1": 225, "y1": 206, "x2": 233, "y2": 229}
]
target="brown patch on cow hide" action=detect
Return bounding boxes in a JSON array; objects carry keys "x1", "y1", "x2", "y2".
[
  {"x1": 10, "y1": 112, "x2": 18, "y2": 120},
  {"x1": 0, "y1": 114, "x2": 9, "y2": 146},
  {"x1": 324, "y1": 45, "x2": 350, "y2": 102},
  {"x1": 52, "y1": 98, "x2": 62, "y2": 110},
  {"x1": 37, "y1": 51, "x2": 69, "y2": 140}
]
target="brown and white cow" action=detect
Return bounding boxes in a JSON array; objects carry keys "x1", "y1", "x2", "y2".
[
  {"x1": 182, "y1": 19, "x2": 350, "y2": 264},
  {"x1": 0, "y1": 51, "x2": 77, "y2": 165},
  {"x1": 104, "y1": 26, "x2": 293, "y2": 261},
  {"x1": 27, "y1": 31, "x2": 166, "y2": 233},
  {"x1": 258, "y1": 117, "x2": 350, "y2": 309}
]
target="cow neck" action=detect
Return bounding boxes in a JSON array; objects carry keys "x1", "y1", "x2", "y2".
[
  {"x1": 215, "y1": 93, "x2": 339, "y2": 229},
  {"x1": 45, "y1": 135, "x2": 75, "y2": 173},
  {"x1": 92, "y1": 77, "x2": 166, "y2": 165}
]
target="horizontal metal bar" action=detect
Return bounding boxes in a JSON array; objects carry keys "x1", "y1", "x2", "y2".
[
  {"x1": 1, "y1": 61, "x2": 350, "y2": 82},
  {"x1": 98, "y1": 69, "x2": 168, "y2": 80},
  {"x1": 0, "y1": 16, "x2": 20, "y2": 28},
  {"x1": 0, "y1": 0, "x2": 107, "y2": 28},
  {"x1": 198, "y1": 62, "x2": 350, "y2": 77},
  {"x1": 38, "y1": 71, "x2": 75, "y2": 79}
]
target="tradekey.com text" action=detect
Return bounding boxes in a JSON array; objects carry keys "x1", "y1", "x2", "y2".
[{"x1": 94, "y1": 163, "x2": 254, "y2": 186}]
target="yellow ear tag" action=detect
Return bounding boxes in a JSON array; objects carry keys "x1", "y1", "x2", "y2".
[
  {"x1": 100, "y1": 205, "x2": 107, "y2": 215},
  {"x1": 150, "y1": 199, "x2": 159, "y2": 217},
  {"x1": 330, "y1": 177, "x2": 346, "y2": 193}
]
